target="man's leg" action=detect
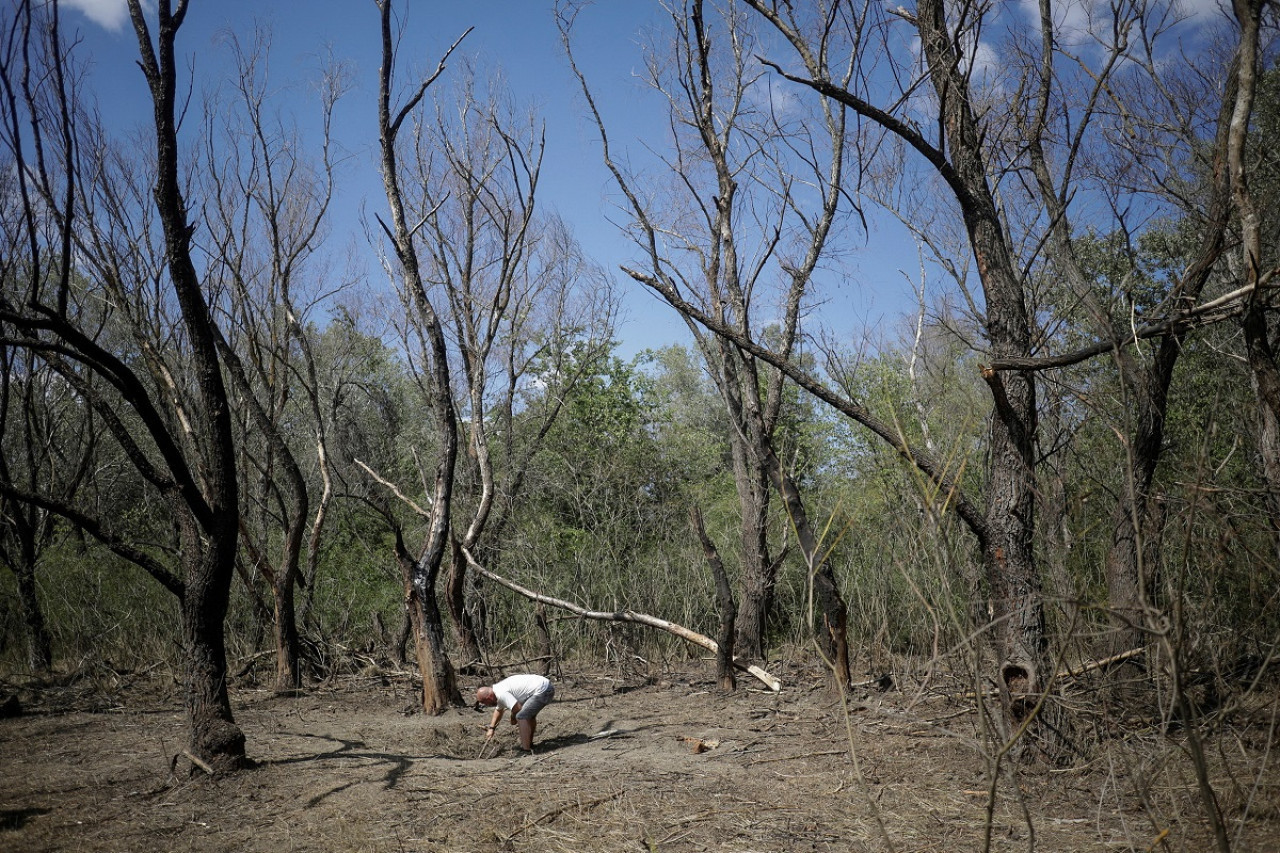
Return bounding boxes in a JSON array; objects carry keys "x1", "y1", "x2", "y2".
[{"x1": 517, "y1": 716, "x2": 536, "y2": 751}]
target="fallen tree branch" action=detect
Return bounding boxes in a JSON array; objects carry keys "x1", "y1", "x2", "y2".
[
  {"x1": 462, "y1": 549, "x2": 782, "y2": 692},
  {"x1": 1056, "y1": 647, "x2": 1145, "y2": 681}
]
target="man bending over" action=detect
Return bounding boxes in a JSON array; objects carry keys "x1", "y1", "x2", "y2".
[{"x1": 477, "y1": 674, "x2": 555, "y2": 752}]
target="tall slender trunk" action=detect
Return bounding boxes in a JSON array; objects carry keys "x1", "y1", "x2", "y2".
[
  {"x1": 129, "y1": 0, "x2": 247, "y2": 770},
  {"x1": 730, "y1": 440, "x2": 775, "y2": 660},
  {"x1": 374, "y1": 0, "x2": 466, "y2": 715},
  {"x1": 448, "y1": 536, "x2": 482, "y2": 664}
]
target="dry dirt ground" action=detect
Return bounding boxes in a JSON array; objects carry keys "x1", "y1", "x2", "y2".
[{"x1": 2, "y1": 660, "x2": 1279, "y2": 852}]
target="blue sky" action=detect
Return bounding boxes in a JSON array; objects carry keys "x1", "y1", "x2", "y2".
[
  {"x1": 52, "y1": 0, "x2": 1230, "y2": 364},
  {"x1": 58, "y1": 0, "x2": 917, "y2": 361}
]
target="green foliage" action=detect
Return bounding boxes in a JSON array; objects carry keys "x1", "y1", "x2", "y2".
[{"x1": 0, "y1": 543, "x2": 180, "y2": 670}]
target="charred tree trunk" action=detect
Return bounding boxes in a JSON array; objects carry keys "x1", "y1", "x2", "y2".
[
  {"x1": 394, "y1": 529, "x2": 461, "y2": 714},
  {"x1": 730, "y1": 447, "x2": 776, "y2": 662},
  {"x1": 129, "y1": 0, "x2": 246, "y2": 771},
  {"x1": 180, "y1": 524, "x2": 246, "y2": 771},
  {"x1": 730, "y1": 447, "x2": 775, "y2": 660},
  {"x1": 409, "y1": 583, "x2": 459, "y2": 714}
]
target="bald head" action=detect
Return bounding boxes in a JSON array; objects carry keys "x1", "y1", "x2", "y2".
[{"x1": 476, "y1": 686, "x2": 496, "y2": 706}]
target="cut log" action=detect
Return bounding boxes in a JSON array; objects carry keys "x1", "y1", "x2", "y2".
[{"x1": 462, "y1": 548, "x2": 782, "y2": 692}]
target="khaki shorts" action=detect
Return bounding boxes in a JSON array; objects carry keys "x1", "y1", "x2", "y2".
[{"x1": 515, "y1": 682, "x2": 555, "y2": 720}]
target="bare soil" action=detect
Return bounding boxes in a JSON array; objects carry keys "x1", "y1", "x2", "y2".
[{"x1": 2, "y1": 660, "x2": 1279, "y2": 852}]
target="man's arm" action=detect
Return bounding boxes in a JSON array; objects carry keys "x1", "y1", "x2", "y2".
[{"x1": 485, "y1": 707, "x2": 504, "y2": 738}]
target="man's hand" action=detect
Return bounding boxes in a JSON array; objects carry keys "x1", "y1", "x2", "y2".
[{"x1": 484, "y1": 724, "x2": 496, "y2": 740}]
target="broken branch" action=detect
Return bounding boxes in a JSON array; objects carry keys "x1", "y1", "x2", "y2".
[{"x1": 461, "y1": 548, "x2": 782, "y2": 692}]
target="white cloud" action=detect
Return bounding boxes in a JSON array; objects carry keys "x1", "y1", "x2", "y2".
[
  {"x1": 746, "y1": 69, "x2": 803, "y2": 120},
  {"x1": 1019, "y1": 0, "x2": 1227, "y2": 41},
  {"x1": 61, "y1": 0, "x2": 130, "y2": 32}
]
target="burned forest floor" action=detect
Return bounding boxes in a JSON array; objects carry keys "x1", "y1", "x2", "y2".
[{"x1": 3, "y1": 657, "x2": 1280, "y2": 852}]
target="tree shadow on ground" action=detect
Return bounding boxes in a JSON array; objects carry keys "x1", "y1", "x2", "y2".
[
  {"x1": 0, "y1": 807, "x2": 51, "y2": 830},
  {"x1": 259, "y1": 734, "x2": 414, "y2": 797}
]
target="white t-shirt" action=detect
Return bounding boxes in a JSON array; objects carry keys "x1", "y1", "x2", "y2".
[{"x1": 492, "y1": 674, "x2": 551, "y2": 710}]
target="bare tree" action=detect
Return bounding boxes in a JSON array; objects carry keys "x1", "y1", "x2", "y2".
[
  {"x1": 1003, "y1": 1, "x2": 1247, "y2": 659},
  {"x1": 371, "y1": 0, "x2": 469, "y2": 714},
  {"x1": 199, "y1": 25, "x2": 348, "y2": 691},
  {"x1": 399, "y1": 61, "x2": 620, "y2": 666},
  {"x1": 729, "y1": 0, "x2": 1271, "y2": 757},
  {"x1": 0, "y1": 0, "x2": 248, "y2": 769},
  {"x1": 561, "y1": 0, "x2": 855, "y2": 684}
]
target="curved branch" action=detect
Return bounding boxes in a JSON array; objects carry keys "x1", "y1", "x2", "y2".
[
  {"x1": 463, "y1": 548, "x2": 782, "y2": 692},
  {"x1": 0, "y1": 483, "x2": 184, "y2": 597}
]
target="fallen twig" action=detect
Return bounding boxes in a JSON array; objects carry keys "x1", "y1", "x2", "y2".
[
  {"x1": 748, "y1": 749, "x2": 848, "y2": 766},
  {"x1": 502, "y1": 791, "x2": 625, "y2": 841},
  {"x1": 181, "y1": 750, "x2": 216, "y2": 775}
]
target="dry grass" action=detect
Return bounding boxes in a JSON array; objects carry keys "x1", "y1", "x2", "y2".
[{"x1": 1, "y1": 659, "x2": 1279, "y2": 852}]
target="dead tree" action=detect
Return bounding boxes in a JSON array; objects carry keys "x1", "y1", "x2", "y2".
[
  {"x1": 561, "y1": 0, "x2": 853, "y2": 685},
  {"x1": 371, "y1": 0, "x2": 468, "y2": 714}
]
